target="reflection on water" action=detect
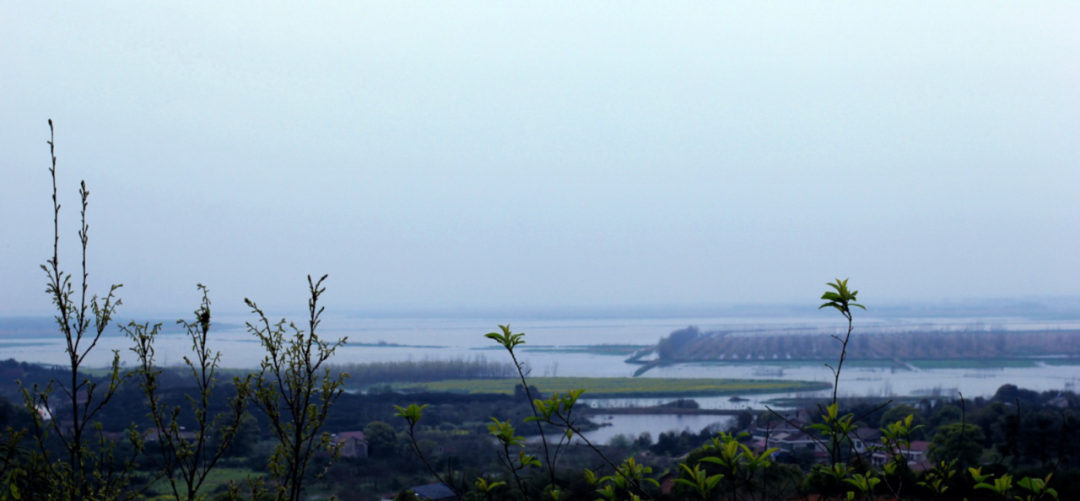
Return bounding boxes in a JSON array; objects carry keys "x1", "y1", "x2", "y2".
[
  {"x1": 526, "y1": 414, "x2": 735, "y2": 446},
  {"x1": 583, "y1": 414, "x2": 735, "y2": 445}
]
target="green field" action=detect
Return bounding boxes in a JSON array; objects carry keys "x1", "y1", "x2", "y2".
[{"x1": 396, "y1": 377, "x2": 830, "y2": 398}]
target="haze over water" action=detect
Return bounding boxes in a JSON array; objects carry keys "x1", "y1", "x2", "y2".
[{"x1": 5, "y1": 311, "x2": 1079, "y2": 407}]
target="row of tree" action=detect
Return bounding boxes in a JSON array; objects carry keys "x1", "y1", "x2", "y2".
[{"x1": 657, "y1": 328, "x2": 1080, "y2": 361}]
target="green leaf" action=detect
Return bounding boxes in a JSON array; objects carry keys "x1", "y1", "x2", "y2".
[
  {"x1": 673, "y1": 479, "x2": 697, "y2": 489},
  {"x1": 706, "y1": 474, "x2": 724, "y2": 489},
  {"x1": 583, "y1": 469, "x2": 598, "y2": 486}
]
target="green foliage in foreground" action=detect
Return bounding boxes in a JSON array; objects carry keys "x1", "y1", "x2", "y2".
[{"x1": 395, "y1": 377, "x2": 830, "y2": 398}]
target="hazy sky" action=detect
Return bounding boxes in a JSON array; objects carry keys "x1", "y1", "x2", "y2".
[{"x1": 2, "y1": 2, "x2": 1078, "y2": 317}]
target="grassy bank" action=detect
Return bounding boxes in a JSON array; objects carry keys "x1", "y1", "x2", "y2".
[{"x1": 395, "y1": 377, "x2": 830, "y2": 398}]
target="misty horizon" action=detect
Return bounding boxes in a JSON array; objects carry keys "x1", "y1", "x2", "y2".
[
  {"x1": 3, "y1": 2, "x2": 1078, "y2": 317},
  {"x1": 6, "y1": 295, "x2": 1080, "y2": 324}
]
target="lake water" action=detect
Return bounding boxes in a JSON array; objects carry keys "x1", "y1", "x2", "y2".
[
  {"x1": 6, "y1": 314, "x2": 1079, "y2": 439},
  {"x1": 532, "y1": 414, "x2": 735, "y2": 446}
]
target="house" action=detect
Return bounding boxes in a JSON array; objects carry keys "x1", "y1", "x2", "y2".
[
  {"x1": 746, "y1": 418, "x2": 810, "y2": 456},
  {"x1": 748, "y1": 418, "x2": 805, "y2": 442},
  {"x1": 849, "y1": 427, "x2": 883, "y2": 455},
  {"x1": 768, "y1": 430, "x2": 820, "y2": 454},
  {"x1": 334, "y1": 431, "x2": 368, "y2": 458},
  {"x1": 870, "y1": 440, "x2": 931, "y2": 471},
  {"x1": 1048, "y1": 394, "x2": 1070, "y2": 409},
  {"x1": 758, "y1": 426, "x2": 891, "y2": 464},
  {"x1": 764, "y1": 430, "x2": 830, "y2": 463},
  {"x1": 410, "y1": 483, "x2": 456, "y2": 501}
]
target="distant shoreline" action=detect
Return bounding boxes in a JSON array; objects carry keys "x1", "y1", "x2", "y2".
[{"x1": 393, "y1": 377, "x2": 831, "y2": 399}]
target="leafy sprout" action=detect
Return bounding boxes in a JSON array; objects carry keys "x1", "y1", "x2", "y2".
[
  {"x1": 484, "y1": 324, "x2": 526, "y2": 351},
  {"x1": 819, "y1": 278, "x2": 866, "y2": 317}
]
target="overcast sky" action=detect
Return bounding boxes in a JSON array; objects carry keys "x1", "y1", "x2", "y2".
[{"x1": 2, "y1": 2, "x2": 1078, "y2": 317}]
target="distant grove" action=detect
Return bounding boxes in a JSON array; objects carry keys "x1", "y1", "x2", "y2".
[{"x1": 658, "y1": 326, "x2": 1080, "y2": 361}]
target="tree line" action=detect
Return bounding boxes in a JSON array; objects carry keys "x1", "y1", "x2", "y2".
[{"x1": 657, "y1": 328, "x2": 1080, "y2": 362}]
